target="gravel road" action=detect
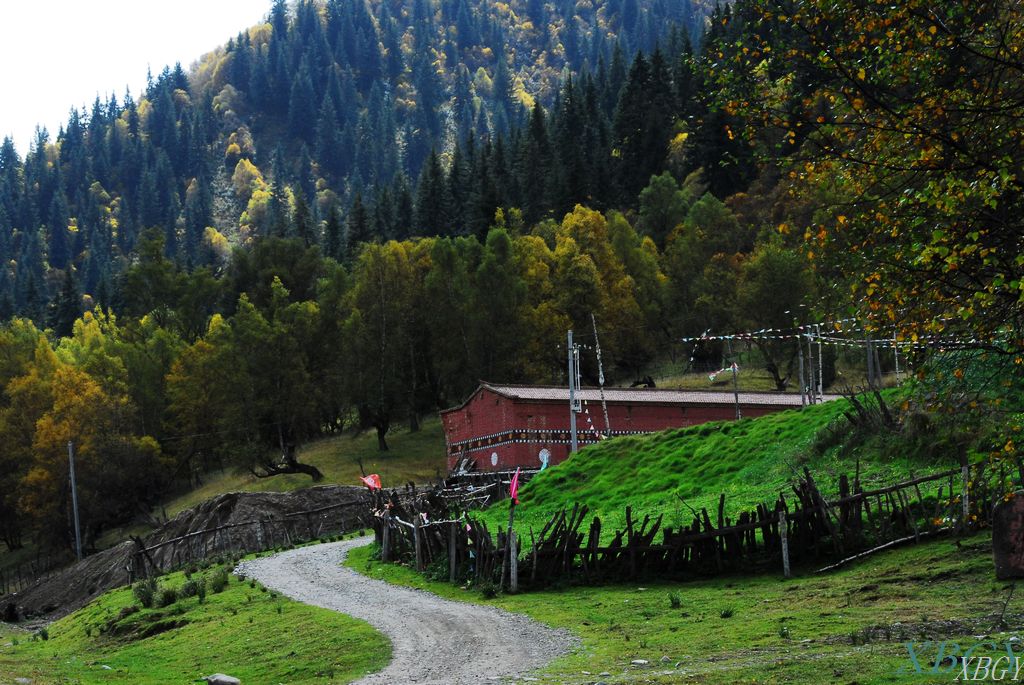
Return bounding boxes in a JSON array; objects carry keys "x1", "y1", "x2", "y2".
[{"x1": 236, "y1": 538, "x2": 576, "y2": 684}]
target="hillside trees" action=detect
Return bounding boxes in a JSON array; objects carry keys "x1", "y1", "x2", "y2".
[
  {"x1": 0, "y1": 316, "x2": 166, "y2": 551},
  {"x1": 725, "y1": 0, "x2": 1024, "y2": 350}
]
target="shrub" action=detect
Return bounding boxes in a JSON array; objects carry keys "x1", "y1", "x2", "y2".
[
  {"x1": 132, "y1": 578, "x2": 158, "y2": 609},
  {"x1": 477, "y1": 579, "x2": 499, "y2": 599},
  {"x1": 720, "y1": 607, "x2": 735, "y2": 619},
  {"x1": 157, "y1": 586, "x2": 179, "y2": 608},
  {"x1": 208, "y1": 568, "x2": 229, "y2": 594},
  {"x1": 180, "y1": 577, "x2": 206, "y2": 600},
  {"x1": 668, "y1": 591, "x2": 682, "y2": 609},
  {"x1": 36, "y1": 628, "x2": 49, "y2": 640}
]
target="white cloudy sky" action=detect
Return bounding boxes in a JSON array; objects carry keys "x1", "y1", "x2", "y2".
[{"x1": 0, "y1": 0, "x2": 271, "y2": 155}]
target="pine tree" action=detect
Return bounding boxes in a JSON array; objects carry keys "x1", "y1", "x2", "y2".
[
  {"x1": 324, "y1": 202, "x2": 344, "y2": 261},
  {"x1": 414, "y1": 150, "x2": 452, "y2": 236},
  {"x1": 345, "y1": 192, "x2": 370, "y2": 260},
  {"x1": 293, "y1": 189, "x2": 315, "y2": 247},
  {"x1": 47, "y1": 190, "x2": 71, "y2": 270},
  {"x1": 48, "y1": 268, "x2": 81, "y2": 338},
  {"x1": 288, "y1": 60, "x2": 318, "y2": 143}
]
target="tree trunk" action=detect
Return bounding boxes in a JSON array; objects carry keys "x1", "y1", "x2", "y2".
[
  {"x1": 375, "y1": 410, "x2": 391, "y2": 451},
  {"x1": 251, "y1": 443, "x2": 325, "y2": 481}
]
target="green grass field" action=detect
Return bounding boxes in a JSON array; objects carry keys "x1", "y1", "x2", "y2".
[
  {"x1": 478, "y1": 396, "x2": 944, "y2": 539},
  {"x1": 347, "y1": 532, "x2": 1007, "y2": 684},
  {"x1": 0, "y1": 556, "x2": 389, "y2": 684}
]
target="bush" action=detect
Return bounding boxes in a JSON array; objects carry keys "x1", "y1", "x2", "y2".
[
  {"x1": 477, "y1": 579, "x2": 499, "y2": 599},
  {"x1": 424, "y1": 555, "x2": 450, "y2": 582},
  {"x1": 668, "y1": 591, "x2": 682, "y2": 609},
  {"x1": 157, "y1": 587, "x2": 179, "y2": 608},
  {"x1": 720, "y1": 607, "x2": 735, "y2": 619},
  {"x1": 180, "y1": 577, "x2": 206, "y2": 600},
  {"x1": 132, "y1": 578, "x2": 158, "y2": 609},
  {"x1": 208, "y1": 568, "x2": 229, "y2": 594}
]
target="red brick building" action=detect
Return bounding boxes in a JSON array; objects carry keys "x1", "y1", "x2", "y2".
[{"x1": 441, "y1": 383, "x2": 832, "y2": 473}]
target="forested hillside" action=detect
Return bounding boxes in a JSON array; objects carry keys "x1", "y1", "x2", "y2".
[{"x1": 0, "y1": 0, "x2": 711, "y2": 316}]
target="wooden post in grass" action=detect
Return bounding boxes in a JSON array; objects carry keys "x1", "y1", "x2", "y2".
[
  {"x1": 501, "y1": 471, "x2": 520, "y2": 590},
  {"x1": 960, "y1": 454, "x2": 970, "y2": 532},
  {"x1": 414, "y1": 517, "x2": 424, "y2": 572},
  {"x1": 382, "y1": 513, "x2": 391, "y2": 562},
  {"x1": 500, "y1": 511, "x2": 516, "y2": 590},
  {"x1": 509, "y1": 530, "x2": 518, "y2": 593},
  {"x1": 779, "y1": 510, "x2": 791, "y2": 579},
  {"x1": 449, "y1": 522, "x2": 457, "y2": 582}
]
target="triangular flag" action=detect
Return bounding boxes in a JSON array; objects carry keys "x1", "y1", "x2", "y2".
[
  {"x1": 509, "y1": 467, "x2": 521, "y2": 505},
  {"x1": 360, "y1": 474, "x2": 382, "y2": 490}
]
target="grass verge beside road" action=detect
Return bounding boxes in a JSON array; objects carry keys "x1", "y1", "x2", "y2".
[
  {"x1": 0, "y1": 556, "x2": 388, "y2": 684},
  {"x1": 347, "y1": 532, "x2": 1008, "y2": 684}
]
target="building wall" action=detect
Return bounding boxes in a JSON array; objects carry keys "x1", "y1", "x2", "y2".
[{"x1": 442, "y1": 387, "x2": 792, "y2": 472}]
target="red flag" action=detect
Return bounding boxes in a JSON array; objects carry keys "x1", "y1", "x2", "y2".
[
  {"x1": 360, "y1": 474, "x2": 382, "y2": 490},
  {"x1": 509, "y1": 467, "x2": 521, "y2": 505}
]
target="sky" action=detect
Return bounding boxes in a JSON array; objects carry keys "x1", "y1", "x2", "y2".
[{"x1": 0, "y1": 0, "x2": 272, "y2": 156}]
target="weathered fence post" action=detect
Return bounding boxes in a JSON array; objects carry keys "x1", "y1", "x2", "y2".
[
  {"x1": 509, "y1": 530, "x2": 518, "y2": 593},
  {"x1": 779, "y1": 511, "x2": 791, "y2": 579},
  {"x1": 448, "y1": 522, "x2": 457, "y2": 583},
  {"x1": 382, "y1": 513, "x2": 391, "y2": 563},
  {"x1": 414, "y1": 518, "x2": 424, "y2": 572},
  {"x1": 961, "y1": 456, "x2": 970, "y2": 532}
]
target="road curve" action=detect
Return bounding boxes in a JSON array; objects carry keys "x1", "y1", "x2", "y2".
[{"x1": 236, "y1": 538, "x2": 575, "y2": 684}]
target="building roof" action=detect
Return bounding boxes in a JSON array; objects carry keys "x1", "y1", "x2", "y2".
[{"x1": 441, "y1": 382, "x2": 840, "y2": 413}]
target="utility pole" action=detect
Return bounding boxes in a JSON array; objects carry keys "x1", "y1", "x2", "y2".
[
  {"x1": 567, "y1": 330, "x2": 579, "y2": 454},
  {"x1": 865, "y1": 333, "x2": 875, "y2": 388},
  {"x1": 893, "y1": 332, "x2": 900, "y2": 384},
  {"x1": 816, "y1": 324, "x2": 824, "y2": 398},
  {"x1": 726, "y1": 339, "x2": 741, "y2": 420},
  {"x1": 590, "y1": 313, "x2": 612, "y2": 438},
  {"x1": 68, "y1": 441, "x2": 83, "y2": 561},
  {"x1": 805, "y1": 332, "x2": 816, "y2": 405},
  {"x1": 798, "y1": 344, "x2": 807, "y2": 408}
]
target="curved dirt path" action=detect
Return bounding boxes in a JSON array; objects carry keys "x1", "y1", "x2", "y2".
[{"x1": 236, "y1": 538, "x2": 575, "y2": 685}]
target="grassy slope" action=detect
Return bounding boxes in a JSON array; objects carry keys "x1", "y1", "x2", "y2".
[
  {"x1": 482, "y1": 397, "x2": 941, "y2": 538},
  {"x1": 0, "y1": 558, "x2": 389, "y2": 684},
  {"x1": 347, "y1": 533, "x2": 1006, "y2": 684},
  {"x1": 164, "y1": 418, "x2": 447, "y2": 518},
  {"x1": 84, "y1": 418, "x2": 447, "y2": 550}
]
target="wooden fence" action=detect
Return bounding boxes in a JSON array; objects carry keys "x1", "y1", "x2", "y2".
[
  {"x1": 371, "y1": 460, "x2": 989, "y2": 592},
  {"x1": 1, "y1": 496, "x2": 372, "y2": 601},
  {"x1": 0, "y1": 550, "x2": 73, "y2": 596},
  {"x1": 127, "y1": 498, "x2": 369, "y2": 580},
  {"x1": 439, "y1": 469, "x2": 539, "y2": 509}
]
